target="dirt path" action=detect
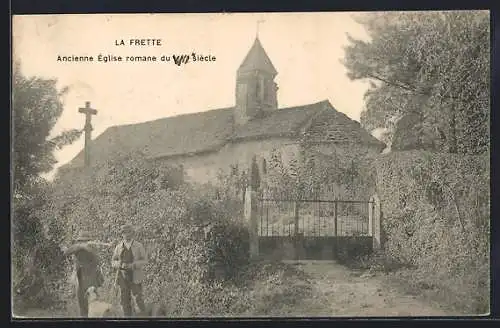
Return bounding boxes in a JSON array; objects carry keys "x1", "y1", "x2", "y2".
[
  {"x1": 291, "y1": 260, "x2": 452, "y2": 317},
  {"x1": 14, "y1": 260, "x2": 455, "y2": 318}
]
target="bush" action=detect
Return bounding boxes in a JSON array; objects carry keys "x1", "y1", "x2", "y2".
[
  {"x1": 141, "y1": 194, "x2": 250, "y2": 316},
  {"x1": 47, "y1": 153, "x2": 250, "y2": 316},
  {"x1": 12, "y1": 190, "x2": 68, "y2": 313},
  {"x1": 195, "y1": 261, "x2": 313, "y2": 317},
  {"x1": 374, "y1": 150, "x2": 489, "y2": 314}
]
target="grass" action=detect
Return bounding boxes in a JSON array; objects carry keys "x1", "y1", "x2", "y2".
[
  {"x1": 14, "y1": 260, "x2": 314, "y2": 318},
  {"x1": 340, "y1": 251, "x2": 489, "y2": 316},
  {"x1": 383, "y1": 269, "x2": 490, "y2": 316},
  {"x1": 16, "y1": 258, "x2": 467, "y2": 318},
  {"x1": 202, "y1": 261, "x2": 314, "y2": 316}
]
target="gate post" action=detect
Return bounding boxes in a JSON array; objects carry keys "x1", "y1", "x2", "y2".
[
  {"x1": 333, "y1": 200, "x2": 338, "y2": 259},
  {"x1": 369, "y1": 194, "x2": 382, "y2": 251},
  {"x1": 368, "y1": 199, "x2": 373, "y2": 236},
  {"x1": 293, "y1": 201, "x2": 300, "y2": 260},
  {"x1": 334, "y1": 200, "x2": 338, "y2": 237},
  {"x1": 244, "y1": 185, "x2": 259, "y2": 260},
  {"x1": 294, "y1": 201, "x2": 300, "y2": 236}
]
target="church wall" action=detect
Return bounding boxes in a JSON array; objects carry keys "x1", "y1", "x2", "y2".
[
  {"x1": 155, "y1": 137, "x2": 300, "y2": 185},
  {"x1": 154, "y1": 140, "x2": 381, "y2": 186}
]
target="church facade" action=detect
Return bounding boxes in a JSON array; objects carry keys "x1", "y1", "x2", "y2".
[{"x1": 62, "y1": 37, "x2": 385, "y2": 185}]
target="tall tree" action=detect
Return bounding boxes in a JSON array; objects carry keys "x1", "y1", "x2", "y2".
[
  {"x1": 12, "y1": 62, "x2": 83, "y2": 310},
  {"x1": 12, "y1": 62, "x2": 82, "y2": 198},
  {"x1": 343, "y1": 11, "x2": 490, "y2": 154}
]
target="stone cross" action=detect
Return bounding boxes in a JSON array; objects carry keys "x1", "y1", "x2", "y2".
[{"x1": 78, "y1": 101, "x2": 98, "y2": 167}]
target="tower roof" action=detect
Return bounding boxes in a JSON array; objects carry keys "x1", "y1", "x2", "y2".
[{"x1": 237, "y1": 37, "x2": 278, "y2": 76}]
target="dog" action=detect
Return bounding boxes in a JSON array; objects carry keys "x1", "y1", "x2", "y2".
[{"x1": 85, "y1": 286, "x2": 121, "y2": 318}]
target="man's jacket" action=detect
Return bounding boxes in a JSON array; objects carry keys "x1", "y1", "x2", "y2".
[
  {"x1": 111, "y1": 240, "x2": 148, "y2": 284},
  {"x1": 64, "y1": 243, "x2": 104, "y2": 291}
]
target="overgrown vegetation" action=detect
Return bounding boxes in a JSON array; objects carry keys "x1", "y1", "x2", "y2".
[
  {"x1": 344, "y1": 11, "x2": 489, "y2": 154},
  {"x1": 38, "y1": 153, "x2": 313, "y2": 316},
  {"x1": 12, "y1": 63, "x2": 83, "y2": 312},
  {"x1": 339, "y1": 10, "x2": 490, "y2": 314},
  {"x1": 373, "y1": 151, "x2": 489, "y2": 314},
  {"x1": 261, "y1": 145, "x2": 489, "y2": 314},
  {"x1": 264, "y1": 147, "x2": 376, "y2": 201}
]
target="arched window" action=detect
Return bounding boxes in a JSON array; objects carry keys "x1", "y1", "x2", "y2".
[{"x1": 262, "y1": 158, "x2": 267, "y2": 174}]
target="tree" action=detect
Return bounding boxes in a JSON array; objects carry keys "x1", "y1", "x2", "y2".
[
  {"x1": 343, "y1": 11, "x2": 489, "y2": 154},
  {"x1": 12, "y1": 62, "x2": 82, "y2": 197},
  {"x1": 12, "y1": 62, "x2": 83, "y2": 310}
]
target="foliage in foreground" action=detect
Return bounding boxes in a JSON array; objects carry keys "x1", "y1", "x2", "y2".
[
  {"x1": 373, "y1": 151, "x2": 489, "y2": 314},
  {"x1": 194, "y1": 261, "x2": 313, "y2": 317},
  {"x1": 12, "y1": 64, "x2": 83, "y2": 311},
  {"x1": 42, "y1": 152, "x2": 255, "y2": 315}
]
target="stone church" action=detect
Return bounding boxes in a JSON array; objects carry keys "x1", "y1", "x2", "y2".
[{"x1": 62, "y1": 37, "x2": 385, "y2": 184}]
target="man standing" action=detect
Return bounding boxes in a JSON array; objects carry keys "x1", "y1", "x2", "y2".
[
  {"x1": 63, "y1": 231, "x2": 105, "y2": 317},
  {"x1": 111, "y1": 224, "x2": 148, "y2": 317}
]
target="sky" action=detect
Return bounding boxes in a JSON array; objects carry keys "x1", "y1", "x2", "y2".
[{"x1": 12, "y1": 13, "x2": 372, "y2": 178}]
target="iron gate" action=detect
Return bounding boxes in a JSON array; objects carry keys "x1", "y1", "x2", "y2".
[{"x1": 257, "y1": 197, "x2": 374, "y2": 260}]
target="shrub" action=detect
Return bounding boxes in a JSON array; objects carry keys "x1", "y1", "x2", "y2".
[
  {"x1": 12, "y1": 190, "x2": 68, "y2": 313},
  {"x1": 374, "y1": 150, "x2": 489, "y2": 314},
  {"x1": 47, "y1": 153, "x2": 250, "y2": 316},
  {"x1": 194, "y1": 261, "x2": 313, "y2": 317}
]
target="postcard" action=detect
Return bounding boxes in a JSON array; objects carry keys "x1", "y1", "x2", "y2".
[{"x1": 11, "y1": 11, "x2": 490, "y2": 319}]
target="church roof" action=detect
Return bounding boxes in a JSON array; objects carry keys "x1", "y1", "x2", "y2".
[
  {"x1": 237, "y1": 37, "x2": 278, "y2": 76},
  {"x1": 61, "y1": 100, "x2": 385, "y2": 170}
]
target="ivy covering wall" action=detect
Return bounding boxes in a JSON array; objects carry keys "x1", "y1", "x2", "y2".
[{"x1": 374, "y1": 150, "x2": 490, "y2": 313}]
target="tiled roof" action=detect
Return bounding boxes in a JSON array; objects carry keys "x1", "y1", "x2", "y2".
[
  {"x1": 62, "y1": 100, "x2": 384, "y2": 169},
  {"x1": 232, "y1": 101, "x2": 327, "y2": 140},
  {"x1": 304, "y1": 105, "x2": 386, "y2": 148},
  {"x1": 64, "y1": 107, "x2": 234, "y2": 168}
]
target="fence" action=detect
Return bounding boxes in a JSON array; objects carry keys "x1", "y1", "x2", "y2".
[
  {"x1": 258, "y1": 199, "x2": 371, "y2": 237},
  {"x1": 244, "y1": 187, "x2": 382, "y2": 261}
]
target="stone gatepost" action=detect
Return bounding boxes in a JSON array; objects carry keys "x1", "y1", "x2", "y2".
[
  {"x1": 369, "y1": 194, "x2": 382, "y2": 251},
  {"x1": 244, "y1": 185, "x2": 259, "y2": 260}
]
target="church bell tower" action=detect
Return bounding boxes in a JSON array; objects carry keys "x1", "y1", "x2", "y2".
[{"x1": 235, "y1": 37, "x2": 278, "y2": 125}]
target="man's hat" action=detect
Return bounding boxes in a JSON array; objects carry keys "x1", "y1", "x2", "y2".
[
  {"x1": 76, "y1": 230, "x2": 93, "y2": 242},
  {"x1": 120, "y1": 223, "x2": 135, "y2": 234}
]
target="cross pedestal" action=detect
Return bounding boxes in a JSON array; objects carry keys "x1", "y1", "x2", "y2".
[{"x1": 78, "y1": 101, "x2": 98, "y2": 167}]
